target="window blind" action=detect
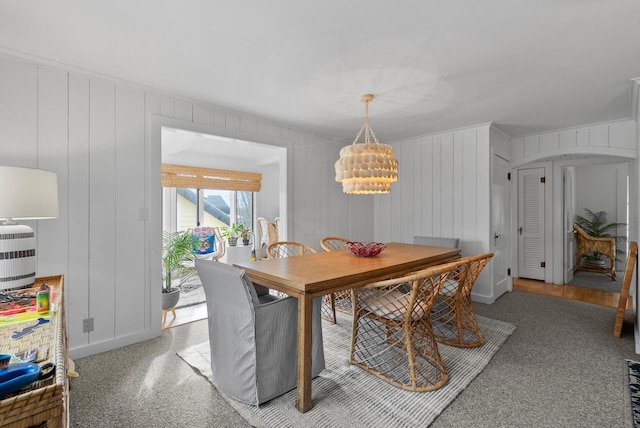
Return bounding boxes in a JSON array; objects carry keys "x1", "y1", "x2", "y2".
[{"x1": 161, "y1": 164, "x2": 262, "y2": 192}]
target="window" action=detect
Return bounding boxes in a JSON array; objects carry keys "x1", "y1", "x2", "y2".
[
  {"x1": 162, "y1": 164, "x2": 260, "y2": 233},
  {"x1": 174, "y1": 188, "x2": 254, "y2": 232}
]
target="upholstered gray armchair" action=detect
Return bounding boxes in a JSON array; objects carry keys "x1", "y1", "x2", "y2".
[{"x1": 195, "y1": 259, "x2": 325, "y2": 406}]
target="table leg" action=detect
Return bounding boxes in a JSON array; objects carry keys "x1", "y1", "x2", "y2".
[{"x1": 296, "y1": 294, "x2": 314, "y2": 412}]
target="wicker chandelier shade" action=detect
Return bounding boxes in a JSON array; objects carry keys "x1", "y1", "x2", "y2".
[{"x1": 335, "y1": 94, "x2": 398, "y2": 194}]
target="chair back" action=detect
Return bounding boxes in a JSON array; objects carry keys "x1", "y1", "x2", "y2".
[
  {"x1": 431, "y1": 253, "x2": 493, "y2": 347},
  {"x1": 257, "y1": 217, "x2": 280, "y2": 258},
  {"x1": 195, "y1": 259, "x2": 259, "y2": 394},
  {"x1": 188, "y1": 226, "x2": 225, "y2": 261},
  {"x1": 268, "y1": 241, "x2": 317, "y2": 258},
  {"x1": 351, "y1": 260, "x2": 467, "y2": 391},
  {"x1": 443, "y1": 252, "x2": 493, "y2": 298},
  {"x1": 413, "y1": 236, "x2": 460, "y2": 249},
  {"x1": 320, "y1": 236, "x2": 349, "y2": 252}
]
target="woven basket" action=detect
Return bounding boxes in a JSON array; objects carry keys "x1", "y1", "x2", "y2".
[{"x1": 0, "y1": 275, "x2": 66, "y2": 428}]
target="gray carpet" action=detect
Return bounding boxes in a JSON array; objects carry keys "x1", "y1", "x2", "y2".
[
  {"x1": 178, "y1": 313, "x2": 515, "y2": 427},
  {"x1": 69, "y1": 290, "x2": 639, "y2": 427}
]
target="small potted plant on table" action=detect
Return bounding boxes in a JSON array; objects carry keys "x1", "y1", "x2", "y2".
[
  {"x1": 240, "y1": 226, "x2": 253, "y2": 246},
  {"x1": 222, "y1": 223, "x2": 244, "y2": 246}
]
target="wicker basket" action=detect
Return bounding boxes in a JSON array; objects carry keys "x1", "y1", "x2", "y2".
[{"x1": 0, "y1": 275, "x2": 66, "y2": 428}]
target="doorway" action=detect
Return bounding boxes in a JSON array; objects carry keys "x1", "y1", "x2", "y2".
[
  {"x1": 152, "y1": 118, "x2": 288, "y2": 330},
  {"x1": 563, "y1": 160, "x2": 630, "y2": 293},
  {"x1": 517, "y1": 167, "x2": 546, "y2": 281},
  {"x1": 513, "y1": 156, "x2": 634, "y2": 294}
]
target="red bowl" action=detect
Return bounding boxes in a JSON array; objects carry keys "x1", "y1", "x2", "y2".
[{"x1": 346, "y1": 241, "x2": 386, "y2": 257}]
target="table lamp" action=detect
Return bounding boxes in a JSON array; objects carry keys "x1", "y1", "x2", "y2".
[{"x1": 0, "y1": 166, "x2": 58, "y2": 290}]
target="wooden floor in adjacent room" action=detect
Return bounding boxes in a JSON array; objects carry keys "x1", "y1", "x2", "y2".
[{"x1": 513, "y1": 277, "x2": 631, "y2": 309}]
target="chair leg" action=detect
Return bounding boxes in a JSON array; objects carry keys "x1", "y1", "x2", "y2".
[
  {"x1": 321, "y1": 294, "x2": 337, "y2": 324},
  {"x1": 162, "y1": 308, "x2": 177, "y2": 328}
]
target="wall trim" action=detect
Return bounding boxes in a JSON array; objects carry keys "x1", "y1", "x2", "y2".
[{"x1": 511, "y1": 147, "x2": 637, "y2": 169}]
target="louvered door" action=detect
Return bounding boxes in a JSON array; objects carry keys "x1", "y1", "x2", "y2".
[{"x1": 518, "y1": 168, "x2": 545, "y2": 280}]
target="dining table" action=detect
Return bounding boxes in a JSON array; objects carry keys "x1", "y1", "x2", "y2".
[{"x1": 234, "y1": 242, "x2": 461, "y2": 413}]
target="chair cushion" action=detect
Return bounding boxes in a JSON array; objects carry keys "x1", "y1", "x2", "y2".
[
  {"x1": 439, "y1": 279, "x2": 459, "y2": 297},
  {"x1": 360, "y1": 289, "x2": 429, "y2": 321},
  {"x1": 192, "y1": 227, "x2": 215, "y2": 254}
]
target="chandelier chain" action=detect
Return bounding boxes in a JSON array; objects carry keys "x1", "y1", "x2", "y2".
[{"x1": 351, "y1": 98, "x2": 380, "y2": 145}]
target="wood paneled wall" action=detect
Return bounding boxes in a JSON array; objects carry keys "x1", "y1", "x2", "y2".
[
  {"x1": 375, "y1": 125, "x2": 492, "y2": 263},
  {"x1": 0, "y1": 54, "x2": 368, "y2": 357}
]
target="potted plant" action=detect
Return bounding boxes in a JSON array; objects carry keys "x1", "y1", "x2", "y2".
[
  {"x1": 162, "y1": 230, "x2": 196, "y2": 310},
  {"x1": 574, "y1": 208, "x2": 626, "y2": 266},
  {"x1": 240, "y1": 225, "x2": 253, "y2": 246},
  {"x1": 222, "y1": 223, "x2": 243, "y2": 246}
]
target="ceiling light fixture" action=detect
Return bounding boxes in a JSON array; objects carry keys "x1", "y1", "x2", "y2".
[{"x1": 335, "y1": 94, "x2": 398, "y2": 194}]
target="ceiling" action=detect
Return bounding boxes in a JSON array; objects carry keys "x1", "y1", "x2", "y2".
[{"x1": 1, "y1": 1, "x2": 639, "y2": 141}]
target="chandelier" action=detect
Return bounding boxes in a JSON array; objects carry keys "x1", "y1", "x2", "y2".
[{"x1": 335, "y1": 94, "x2": 398, "y2": 194}]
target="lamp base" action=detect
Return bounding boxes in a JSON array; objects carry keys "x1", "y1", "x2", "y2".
[{"x1": 0, "y1": 224, "x2": 36, "y2": 290}]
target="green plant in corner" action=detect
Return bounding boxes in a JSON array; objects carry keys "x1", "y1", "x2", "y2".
[
  {"x1": 162, "y1": 230, "x2": 196, "y2": 292},
  {"x1": 574, "y1": 208, "x2": 626, "y2": 262}
]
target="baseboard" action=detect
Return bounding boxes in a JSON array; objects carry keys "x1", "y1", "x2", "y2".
[
  {"x1": 69, "y1": 329, "x2": 161, "y2": 359},
  {"x1": 471, "y1": 292, "x2": 496, "y2": 304}
]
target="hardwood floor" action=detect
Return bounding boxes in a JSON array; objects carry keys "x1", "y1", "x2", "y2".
[
  {"x1": 512, "y1": 277, "x2": 632, "y2": 309},
  {"x1": 162, "y1": 302, "x2": 208, "y2": 330}
]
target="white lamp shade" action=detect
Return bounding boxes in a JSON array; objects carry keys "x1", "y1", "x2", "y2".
[
  {"x1": 0, "y1": 166, "x2": 58, "y2": 220},
  {"x1": 0, "y1": 166, "x2": 58, "y2": 290}
]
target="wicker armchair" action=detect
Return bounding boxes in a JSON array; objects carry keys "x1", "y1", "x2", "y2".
[
  {"x1": 350, "y1": 261, "x2": 464, "y2": 392},
  {"x1": 431, "y1": 253, "x2": 493, "y2": 347},
  {"x1": 257, "y1": 217, "x2": 280, "y2": 259},
  {"x1": 573, "y1": 224, "x2": 616, "y2": 280},
  {"x1": 319, "y1": 236, "x2": 350, "y2": 324}
]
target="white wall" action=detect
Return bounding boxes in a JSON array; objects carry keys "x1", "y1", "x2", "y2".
[
  {"x1": 0, "y1": 53, "x2": 370, "y2": 358},
  {"x1": 375, "y1": 124, "x2": 495, "y2": 301},
  {"x1": 574, "y1": 162, "x2": 628, "y2": 230}
]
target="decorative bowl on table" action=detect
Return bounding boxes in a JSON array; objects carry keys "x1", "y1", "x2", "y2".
[{"x1": 346, "y1": 241, "x2": 386, "y2": 257}]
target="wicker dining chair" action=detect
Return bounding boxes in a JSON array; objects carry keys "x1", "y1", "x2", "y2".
[
  {"x1": 319, "y1": 236, "x2": 350, "y2": 324},
  {"x1": 430, "y1": 252, "x2": 493, "y2": 348},
  {"x1": 267, "y1": 241, "x2": 317, "y2": 259},
  {"x1": 350, "y1": 260, "x2": 464, "y2": 392},
  {"x1": 320, "y1": 236, "x2": 349, "y2": 252},
  {"x1": 267, "y1": 241, "x2": 317, "y2": 299}
]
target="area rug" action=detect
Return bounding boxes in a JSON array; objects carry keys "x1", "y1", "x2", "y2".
[
  {"x1": 176, "y1": 276, "x2": 205, "y2": 309},
  {"x1": 178, "y1": 312, "x2": 516, "y2": 428},
  {"x1": 626, "y1": 359, "x2": 640, "y2": 427}
]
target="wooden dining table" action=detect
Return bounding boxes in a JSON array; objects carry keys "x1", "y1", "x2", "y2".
[{"x1": 234, "y1": 242, "x2": 460, "y2": 413}]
